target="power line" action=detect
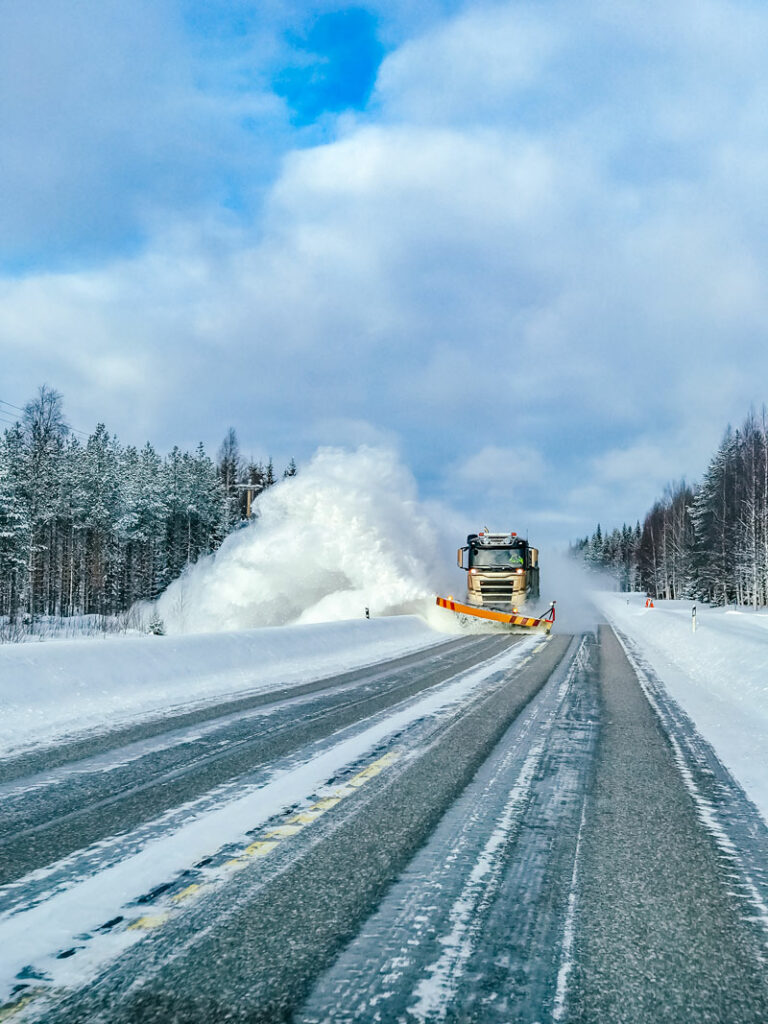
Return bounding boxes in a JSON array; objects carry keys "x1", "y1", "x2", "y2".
[
  {"x1": 0, "y1": 397, "x2": 91, "y2": 439},
  {"x1": 0, "y1": 398, "x2": 24, "y2": 413}
]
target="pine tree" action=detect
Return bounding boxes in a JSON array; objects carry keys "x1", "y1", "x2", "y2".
[
  {"x1": 22, "y1": 386, "x2": 69, "y2": 617},
  {"x1": 692, "y1": 429, "x2": 738, "y2": 605},
  {"x1": 217, "y1": 428, "x2": 241, "y2": 532},
  {"x1": 0, "y1": 428, "x2": 30, "y2": 622},
  {"x1": 133, "y1": 443, "x2": 169, "y2": 599},
  {"x1": 80, "y1": 425, "x2": 122, "y2": 615},
  {"x1": 589, "y1": 524, "x2": 603, "y2": 567},
  {"x1": 0, "y1": 386, "x2": 302, "y2": 631}
]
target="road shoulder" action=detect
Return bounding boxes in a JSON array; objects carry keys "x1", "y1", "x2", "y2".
[{"x1": 569, "y1": 624, "x2": 768, "y2": 1023}]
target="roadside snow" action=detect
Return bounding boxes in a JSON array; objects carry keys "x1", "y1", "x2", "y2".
[
  {"x1": 595, "y1": 593, "x2": 768, "y2": 824},
  {"x1": 0, "y1": 639, "x2": 535, "y2": 1003},
  {"x1": 0, "y1": 616, "x2": 449, "y2": 757}
]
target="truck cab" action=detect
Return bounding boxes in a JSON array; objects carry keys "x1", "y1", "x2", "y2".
[{"x1": 457, "y1": 531, "x2": 540, "y2": 611}]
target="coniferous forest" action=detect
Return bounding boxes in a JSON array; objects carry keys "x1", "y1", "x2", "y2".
[
  {"x1": 0, "y1": 386, "x2": 295, "y2": 634},
  {"x1": 572, "y1": 409, "x2": 768, "y2": 606},
  {"x1": 8, "y1": 390, "x2": 768, "y2": 633}
]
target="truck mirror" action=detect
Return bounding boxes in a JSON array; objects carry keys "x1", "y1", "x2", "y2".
[{"x1": 457, "y1": 547, "x2": 466, "y2": 569}]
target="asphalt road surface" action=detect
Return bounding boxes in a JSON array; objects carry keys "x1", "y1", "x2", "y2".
[
  {"x1": 0, "y1": 635, "x2": 497, "y2": 886},
  {"x1": 1, "y1": 624, "x2": 767, "y2": 1024}
]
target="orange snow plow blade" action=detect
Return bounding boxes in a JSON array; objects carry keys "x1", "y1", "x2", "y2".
[{"x1": 435, "y1": 596, "x2": 556, "y2": 633}]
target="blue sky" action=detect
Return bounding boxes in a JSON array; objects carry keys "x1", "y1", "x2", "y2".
[
  {"x1": 3, "y1": 0, "x2": 768, "y2": 544},
  {"x1": 274, "y1": 8, "x2": 384, "y2": 124}
]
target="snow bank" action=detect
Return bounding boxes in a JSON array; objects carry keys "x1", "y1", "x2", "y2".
[
  {"x1": 596, "y1": 593, "x2": 768, "y2": 823},
  {"x1": 155, "y1": 447, "x2": 455, "y2": 634},
  {"x1": 0, "y1": 616, "x2": 448, "y2": 757}
]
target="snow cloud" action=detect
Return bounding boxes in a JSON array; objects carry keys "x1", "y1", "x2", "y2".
[
  {"x1": 156, "y1": 446, "x2": 455, "y2": 632},
  {"x1": 4, "y1": 0, "x2": 768, "y2": 543}
]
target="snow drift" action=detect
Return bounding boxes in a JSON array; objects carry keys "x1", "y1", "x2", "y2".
[
  {"x1": 156, "y1": 447, "x2": 454, "y2": 634},
  {"x1": 0, "y1": 617, "x2": 448, "y2": 756}
]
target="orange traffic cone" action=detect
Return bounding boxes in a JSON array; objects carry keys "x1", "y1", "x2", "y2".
[{"x1": 645, "y1": 598, "x2": 655, "y2": 608}]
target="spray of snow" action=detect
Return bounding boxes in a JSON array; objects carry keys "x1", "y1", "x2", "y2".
[
  {"x1": 538, "y1": 548, "x2": 612, "y2": 633},
  {"x1": 156, "y1": 447, "x2": 458, "y2": 634},
  {"x1": 153, "y1": 447, "x2": 602, "y2": 636}
]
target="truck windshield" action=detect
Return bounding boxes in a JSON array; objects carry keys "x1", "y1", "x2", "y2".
[{"x1": 469, "y1": 548, "x2": 525, "y2": 568}]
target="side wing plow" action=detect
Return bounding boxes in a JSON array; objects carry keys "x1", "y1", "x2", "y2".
[{"x1": 435, "y1": 597, "x2": 556, "y2": 633}]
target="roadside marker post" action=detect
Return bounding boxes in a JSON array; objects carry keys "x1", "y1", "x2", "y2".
[{"x1": 692, "y1": 605, "x2": 697, "y2": 633}]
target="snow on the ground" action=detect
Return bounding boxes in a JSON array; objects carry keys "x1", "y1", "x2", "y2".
[
  {"x1": 595, "y1": 592, "x2": 768, "y2": 824},
  {"x1": 0, "y1": 616, "x2": 450, "y2": 757},
  {"x1": 0, "y1": 613, "x2": 144, "y2": 644},
  {"x1": 0, "y1": 638, "x2": 537, "y2": 1002}
]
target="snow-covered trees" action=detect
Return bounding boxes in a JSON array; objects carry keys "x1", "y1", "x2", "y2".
[
  {"x1": 573, "y1": 409, "x2": 768, "y2": 606},
  {"x1": 636, "y1": 481, "x2": 696, "y2": 600},
  {"x1": 0, "y1": 427, "x2": 30, "y2": 622},
  {"x1": 0, "y1": 392, "x2": 296, "y2": 624},
  {"x1": 691, "y1": 412, "x2": 768, "y2": 607},
  {"x1": 571, "y1": 521, "x2": 642, "y2": 592},
  {"x1": 217, "y1": 428, "x2": 241, "y2": 533}
]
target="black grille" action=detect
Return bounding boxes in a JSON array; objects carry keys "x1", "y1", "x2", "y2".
[{"x1": 479, "y1": 580, "x2": 516, "y2": 601}]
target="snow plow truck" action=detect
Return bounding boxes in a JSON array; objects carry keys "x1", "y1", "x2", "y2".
[{"x1": 436, "y1": 530, "x2": 555, "y2": 633}]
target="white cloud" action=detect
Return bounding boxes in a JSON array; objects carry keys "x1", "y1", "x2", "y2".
[
  {"x1": 0, "y1": 1, "x2": 286, "y2": 265},
  {"x1": 452, "y1": 446, "x2": 548, "y2": 486},
  {"x1": 375, "y1": 4, "x2": 562, "y2": 123},
  {"x1": 4, "y1": 0, "x2": 768, "y2": 542}
]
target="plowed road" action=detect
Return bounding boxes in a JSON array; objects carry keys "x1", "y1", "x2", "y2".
[{"x1": 1, "y1": 626, "x2": 767, "y2": 1023}]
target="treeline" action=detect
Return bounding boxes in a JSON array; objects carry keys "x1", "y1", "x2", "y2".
[
  {"x1": 0, "y1": 387, "x2": 296, "y2": 623},
  {"x1": 572, "y1": 409, "x2": 768, "y2": 606},
  {"x1": 571, "y1": 521, "x2": 643, "y2": 592}
]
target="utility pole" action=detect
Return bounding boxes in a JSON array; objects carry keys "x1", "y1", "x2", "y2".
[{"x1": 235, "y1": 483, "x2": 264, "y2": 519}]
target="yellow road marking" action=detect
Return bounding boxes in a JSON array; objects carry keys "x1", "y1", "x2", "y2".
[
  {"x1": 244, "y1": 840, "x2": 279, "y2": 857},
  {"x1": 171, "y1": 883, "x2": 202, "y2": 903},
  {"x1": 286, "y1": 810, "x2": 324, "y2": 824},
  {"x1": 0, "y1": 750, "x2": 404, "y2": 1016},
  {"x1": 128, "y1": 913, "x2": 169, "y2": 930},
  {"x1": 263, "y1": 824, "x2": 304, "y2": 838},
  {"x1": 0, "y1": 992, "x2": 41, "y2": 1022},
  {"x1": 110, "y1": 749, "x2": 402, "y2": 948},
  {"x1": 338, "y1": 752, "x2": 399, "y2": 790},
  {"x1": 332, "y1": 783, "x2": 358, "y2": 797},
  {"x1": 224, "y1": 753, "x2": 400, "y2": 867},
  {"x1": 311, "y1": 796, "x2": 341, "y2": 811}
]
